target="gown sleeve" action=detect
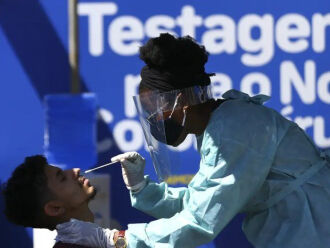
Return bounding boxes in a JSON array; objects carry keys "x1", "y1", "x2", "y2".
[{"x1": 127, "y1": 98, "x2": 279, "y2": 248}]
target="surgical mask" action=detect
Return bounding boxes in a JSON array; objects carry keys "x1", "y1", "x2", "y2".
[{"x1": 149, "y1": 109, "x2": 187, "y2": 145}]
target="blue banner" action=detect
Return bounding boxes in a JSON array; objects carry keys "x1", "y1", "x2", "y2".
[{"x1": 0, "y1": 0, "x2": 329, "y2": 247}]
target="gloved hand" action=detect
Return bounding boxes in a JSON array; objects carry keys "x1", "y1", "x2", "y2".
[
  {"x1": 111, "y1": 151, "x2": 146, "y2": 192},
  {"x1": 56, "y1": 219, "x2": 118, "y2": 248}
]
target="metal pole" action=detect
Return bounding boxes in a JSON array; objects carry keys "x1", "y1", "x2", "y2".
[{"x1": 68, "y1": 0, "x2": 80, "y2": 93}]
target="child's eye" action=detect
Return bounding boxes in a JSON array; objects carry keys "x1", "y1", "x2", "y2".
[{"x1": 60, "y1": 172, "x2": 66, "y2": 182}]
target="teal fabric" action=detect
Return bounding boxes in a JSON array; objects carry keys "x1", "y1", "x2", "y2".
[{"x1": 126, "y1": 90, "x2": 330, "y2": 248}]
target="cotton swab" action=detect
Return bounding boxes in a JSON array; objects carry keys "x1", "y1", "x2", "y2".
[{"x1": 84, "y1": 161, "x2": 119, "y2": 173}]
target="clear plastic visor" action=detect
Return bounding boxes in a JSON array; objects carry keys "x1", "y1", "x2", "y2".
[{"x1": 133, "y1": 85, "x2": 212, "y2": 181}]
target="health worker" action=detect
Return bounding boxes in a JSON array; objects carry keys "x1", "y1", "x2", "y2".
[{"x1": 56, "y1": 33, "x2": 330, "y2": 248}]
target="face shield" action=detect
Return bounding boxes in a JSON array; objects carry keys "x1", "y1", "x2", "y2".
[{"x1": 133, "y1": 85, "x2": 213, "y2": 181}]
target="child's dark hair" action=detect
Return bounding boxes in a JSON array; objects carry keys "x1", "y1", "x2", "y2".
[{"x1": 1, "y1": 155, "x2": 56, "y2": 230}]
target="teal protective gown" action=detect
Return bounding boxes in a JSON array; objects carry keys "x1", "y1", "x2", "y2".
[{"x1": 126, "y1": 90, "x2": 330, "y2": 248}]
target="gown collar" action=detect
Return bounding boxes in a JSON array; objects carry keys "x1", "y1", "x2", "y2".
[{"x1": 222, "y1": 89, "x2": 271, "y2": 105}]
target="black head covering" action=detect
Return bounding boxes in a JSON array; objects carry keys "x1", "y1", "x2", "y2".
[
  {"x1": 140, "y1": 65, "x2": 214, "y2": 92},
  {"x1": 139, "y1": 33, "x2": 214, "y2": 92}
]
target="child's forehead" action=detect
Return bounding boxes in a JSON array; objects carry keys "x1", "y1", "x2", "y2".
[{"x1": 44, "y1": 164, "x2": 60, "y2": 180}]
